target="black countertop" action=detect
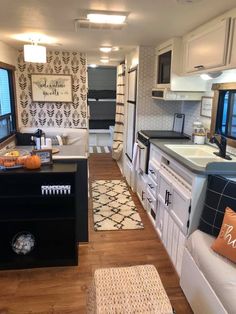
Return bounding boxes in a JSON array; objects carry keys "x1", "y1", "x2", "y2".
[{"x1": 149, "y1": 139, "x2": 236, "y2": 175}]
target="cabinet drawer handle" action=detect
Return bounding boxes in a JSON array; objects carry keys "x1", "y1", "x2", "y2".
[
  {"x1": 147, "y1": 197, "x2": 152, "y2": 203},
  {"x1": 141, "y1": 191, "x2": 145, "y2": 201},
  {"x1": 138, "y1": 145, "x2": 145, "y2": 150},
  {"x1": 194, "y1": 65, "x2": 204, "y2": 69},
  {"x1": 165, "y1": 190, "x2": 168, "y2": 205},
  {"x1": 148, "y1": 183, "x2": 154, "y2": 189},
  {"x1": 149, "y1": 169, "x2": 155, "y2": 174},
  {"x1": 167, "y1": 191, "x2": 172, "y2": 205}
]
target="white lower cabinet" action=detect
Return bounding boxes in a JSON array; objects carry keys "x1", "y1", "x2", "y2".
[
  {"x1": 166, "y1": 214, "x2": 174, "y2": 257},
  {"x1": 124, "y1": 156, "x2": 137, "y2": 191},
  {"x1": 144, "y1": 144, "x2": 205, "y2": 277},
  {"x1": 162, "y1": 204, "x2": 169, "y2": 248},
  {"x1": 156, "y1": 202, "x2": 186, "y2": 276},
  {"x1": 176, "y1": 230, "x2": 186, "y2": 276},
  {"x1": 157, "y1": 167, "x2": 190, "y2": 275},
  {"x1": 171, "y1": 222, "x2": 179, "y2": 267},
  {"x1": 156, "y1": 198, "x2": 164, "y2": 238},
  {"x1": 159, "y1": 168, "x2": 172, "y2": 205},
  {"x1": 146, "y1": 187, "x2": 157, "y2": 225},
  {"x1": 124, "y1": 157, "x2": 132, "y2": 187},
  {"x1": 137, "y1": 144, "x2": 208, "y2": 277},
  {"x1": 147, "y1": 175, "x2": 158, "y2": 199},
  {"x1": 148, "y1": 160, "x2": 160, "y2": 182},
  {"x1": 159, "y1": 166, "x2": 191, "y2": 236},
  {"x1": 136, "y1": 171, "x2": 147, "y2": 209},
  {"x1": 169, "y1": 178, "x2": 191, "y2": 235}
]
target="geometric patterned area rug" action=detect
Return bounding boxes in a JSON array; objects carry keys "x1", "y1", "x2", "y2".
[{"x1": 92, "y1": 180, "x2": 144, "y2": 231}]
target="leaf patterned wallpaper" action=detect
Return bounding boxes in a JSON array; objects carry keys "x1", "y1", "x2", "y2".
[{"x1": 16, "y1": 50, "x2": 88, "y2": 129}]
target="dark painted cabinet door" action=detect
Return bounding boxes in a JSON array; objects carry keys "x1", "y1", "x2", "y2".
[{"x1": 0, "y1": 163, "x2": 78, "y2": 270}]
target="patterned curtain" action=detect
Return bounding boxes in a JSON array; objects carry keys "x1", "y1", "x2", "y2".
[{"x1": 112, "y1": 64, "x2": 125, "y2": 160}]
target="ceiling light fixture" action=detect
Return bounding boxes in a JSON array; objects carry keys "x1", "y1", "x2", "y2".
[
  {"x1": 176, "y1": 0, "x2": 203, "y2": 4},
  {"x1": 87, "y1": 13, "x2": 127, "y2": 25},
  {"x1": 112, "y1": 47, "x2": 120, "y2": 51},
  {"x1": 24, "y1": 42, "x2": 46, "y2": 63},
  {"x1": 100, "y1": 58, "x2": 109, "y2": 64},
  {"x1": 200, "y1": 72, "x2": 222, "y2": 80},
  {"x1": 99, "y1": 47, "x2": 112, "y2": 53}
]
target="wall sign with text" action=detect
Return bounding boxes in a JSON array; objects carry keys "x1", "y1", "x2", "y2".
[
  {"x1": 32, "y1": 149, "x2": 53, "y2": 165},
  {"x1": 200, "y1": 96, "x2": 213, "y2": 118},
  {"x1": 31, "y1": 74, "x2": 72, "y2": 102}
]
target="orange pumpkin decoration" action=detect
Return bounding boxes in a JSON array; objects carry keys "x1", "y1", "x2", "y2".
[{"x1": 24, "y1": 154, "x2": 41, "y2": 170}]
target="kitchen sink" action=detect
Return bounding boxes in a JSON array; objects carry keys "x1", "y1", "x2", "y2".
[
  {"x1": 165, "y1": 144, "x2": 217, "y2": 157},
  {"x1": 185, "y1": 156, "x2": 227, "y2": 167},
  {"x1": 165, "y1": 144, "x2": 236, "y2": 167}
]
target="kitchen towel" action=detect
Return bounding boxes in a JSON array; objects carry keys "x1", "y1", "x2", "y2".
[{"x1": 132, "y1": 142, "x2": 141, "y2": 172}]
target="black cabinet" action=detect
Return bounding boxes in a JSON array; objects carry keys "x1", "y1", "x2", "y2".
[{"x1": 0, "y1": 163, "x2": 78, "y2": 270}]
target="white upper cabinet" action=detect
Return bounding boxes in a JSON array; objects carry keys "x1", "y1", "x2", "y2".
[
  {"x1": 154, "y1": 38, "x2": 206, "y2": 92},
  {"x1": 228, "y1": 13, "x2": 236, "y2": 68},
  {"x1": 183, "y1": 17, "x2": 230, "y2": 73}
]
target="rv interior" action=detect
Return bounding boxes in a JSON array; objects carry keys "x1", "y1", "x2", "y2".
[{"x1": 0, "y1": 0, "x2": 236, "y2": 313}]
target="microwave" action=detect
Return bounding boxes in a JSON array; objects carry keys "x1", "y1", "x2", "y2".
[
  {"x1": 154, "y1": 38, "x2": 206, "y2": 93},
  {"x1": 157, "y1": 50, "x2": 171, "y2": 85}
]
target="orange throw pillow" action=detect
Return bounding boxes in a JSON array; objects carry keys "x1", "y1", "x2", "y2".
[{"x1": 211, "y1": 207, "x2": 236, "y2": 263}]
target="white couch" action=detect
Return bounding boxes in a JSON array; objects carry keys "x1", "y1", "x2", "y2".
[
  {"x1": 180, "y1": 230, "x2": 236, "y2": 314},
  {"x1": 19, "y1": 127, "x2": 88, "y2": 152}
]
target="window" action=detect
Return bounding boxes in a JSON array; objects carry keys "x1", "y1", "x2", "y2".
[
  {"x1": 216, "y1": 90, "x2": 236, "y2": 139},
  {"x1": 0, "y1": 63, "x2": 16, "y2": 142},
  {"x1": 211, "y1": 83, "x2": 236, "y2": 148}
]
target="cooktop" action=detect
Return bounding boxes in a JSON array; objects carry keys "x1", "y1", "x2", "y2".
[{"x1": 139, "y1": 130, "x2": 190, "y2": 139}]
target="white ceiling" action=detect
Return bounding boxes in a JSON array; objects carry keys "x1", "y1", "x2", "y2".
[{"x1": 0, "y1": 0, "x2": 236, "y2": 66}]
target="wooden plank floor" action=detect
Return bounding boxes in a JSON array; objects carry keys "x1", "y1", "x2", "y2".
[{"x1": 0, "y1": 153, "x2": 193, "y2": 314}]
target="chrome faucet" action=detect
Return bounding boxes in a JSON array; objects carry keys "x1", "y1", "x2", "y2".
[{"x1": 209, "y1": 135, "x2": 232, "y2": 160}]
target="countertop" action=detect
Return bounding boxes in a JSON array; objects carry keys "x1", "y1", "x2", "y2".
[
  {"x1": 149, "y1": 139, "x2": 236, "y2": 175},
  {"x1": 15, "y1": 145, "x2": 88, "y2": 160}
]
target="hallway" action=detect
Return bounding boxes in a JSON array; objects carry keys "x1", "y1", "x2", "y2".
[
  {"x1": 87, "y1": 153, "x2": 192, "y2": 313},
  {"x1": 0, "y1": 153, "x2": 192, "y2": 313}
]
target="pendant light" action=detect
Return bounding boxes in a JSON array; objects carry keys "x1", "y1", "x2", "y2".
[{"x1": 24, "y1": 42, "x2": 47, "y2": 63}]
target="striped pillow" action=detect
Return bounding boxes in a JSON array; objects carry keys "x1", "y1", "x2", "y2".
[
  {"x1": 199, "y1": 175, "x2": 236, "y2": 237},
  {"x1": 49, "y1": 135, "x2": 68, "y2": 146}
]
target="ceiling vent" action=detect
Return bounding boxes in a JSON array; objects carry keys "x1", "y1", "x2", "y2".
[
  {"x1": 176, "y1": 0, "x2": 202, "y2": 4},
  {"x1": 74, "y1": 19, "x2": 126, "y2": 31}
]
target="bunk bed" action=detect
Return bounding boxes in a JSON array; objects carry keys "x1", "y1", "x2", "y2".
[{"x1": 88, "y1": 90, "x2": 116, "y2": 130}]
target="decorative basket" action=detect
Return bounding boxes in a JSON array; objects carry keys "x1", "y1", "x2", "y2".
[{"x1": 0, "y1": 150, "x2": 29, "y2": 169}]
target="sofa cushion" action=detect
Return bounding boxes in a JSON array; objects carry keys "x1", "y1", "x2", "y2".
[
  {"x1": 186, "y1": 230, "x2": 236, "y2": 314},
  {"x1": 199, "y1": 175, "x2": 236, "y2": 237},
  {"x1": 211, "y1": 207, "x2": 236, "y2": 263},
  {"x1": 49, "y1": 135, "x2": 68, "y2": 146}
]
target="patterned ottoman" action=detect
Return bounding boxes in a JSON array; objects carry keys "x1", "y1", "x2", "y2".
[{"x1": 87, "y1": 264, "x2": 174, "y2": 314}]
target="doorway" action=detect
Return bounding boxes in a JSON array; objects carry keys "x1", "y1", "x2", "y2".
[{"x1": 88, "y1": 66, "x2": 117, "y2": 153}]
